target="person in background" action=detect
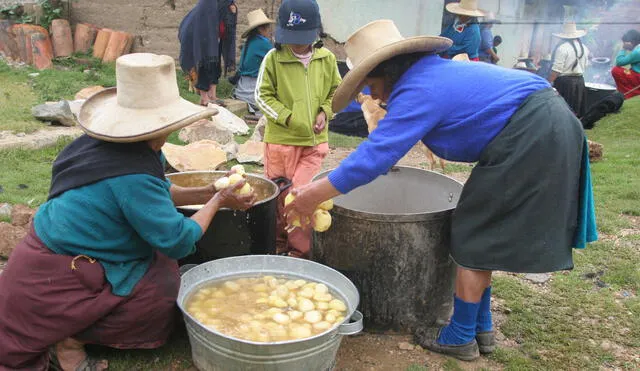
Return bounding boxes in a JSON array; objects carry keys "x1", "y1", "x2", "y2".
[
  {"x1": 440, "y1": 0, "x2": 485, "y2": 61},
  {"x1": 492, "y1": 35, "x2": 502, "y2": 63},
  {"x1": 179, "y1": 0, "x2": 237, "y2": 106},
  {"x1": 0, "y1": 53, "x2": 255, "y2": 371},
  {"x1": 328, "y1": 86, "x2": 372, "y2": 138},
  {"x1": 548, "y1": 21, "x2": 590, "y2": 117},
  {"x1": 233, "y1": 9, "x2": 275, "y2": 114},
  {"x1": 255, "y1": 0, "x2": 341, "y2": 258},
  {"x1": 611, "y1": 29, "x2": 640, "y2": 99},
  {"x1": 478, "y1": 12, "x2": 500, "y2": 64}
]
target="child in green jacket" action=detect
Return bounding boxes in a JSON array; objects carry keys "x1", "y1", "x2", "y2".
[{"x1": 256, "y1": 0, "x2": 341, "y2": 258}]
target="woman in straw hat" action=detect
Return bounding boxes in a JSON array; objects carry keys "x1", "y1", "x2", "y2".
[
  {"x1": 440, "y1": 0, "x2": 486, "y2": 60},
  {"x1": 285, "y1": 20, "x2": 597, "y2": 361},
  {"x1": 0, "y1": 53, "x2": 255, "y2": 371},
  {"x1": 233, "y1": 8, "x2": 275, "y2": 114},
  {"x1": 548, "y1": 21, "x2": 590, "y2": 117}
]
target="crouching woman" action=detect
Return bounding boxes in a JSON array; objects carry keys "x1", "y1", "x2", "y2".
[{"x1": 0, "y1": 53, "x2": 255, "y2": 371}]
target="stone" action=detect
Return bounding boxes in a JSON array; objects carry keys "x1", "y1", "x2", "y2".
[
  {"x1": 162, "y1": 140, "x2": 227, "y2": 172},
  {"x1": 250, "y1": 115, "x2": 267, "y2": 142},
  {"x1": 222, "y1": 141, "x2": 239, "y2": 161},
  {"x1": 524, "y1": 273, "x2": 551, "y2": 284},
  {"x1": 75, "y1": 85, "x2": 106, "y2": 100},
  {"x1": 178, "y1": 119, "x2": 234, "y2": 145},
  {"x1": 0, "y1": 203, "x2": 11, "y2": 219},
  {"x1": 588, "y1": 140, "x2": 603, "y2": 162},
  {"x1": 208, "y1": 103, "x2": 250, "y2": 135},
  {"x1": 11, "y1": 204, "x2": 35, "y2": 227},
  {"x1": 236, "y1": 140, "x2": 265, "y2": 165},
  {"x1": 600, "y1": 340, "x2": 612, "y2": 351},
  {"x1": 32, "y1": 100, "x2": 77, "y2": 126},
  {"x1": 221, "y1": 98, "x2": 249, "y2": 117},
  {"x1": 397, "y1": 342, "x2": 415, "y2": 351},
  {"x1": 0, "y1": 222, "x2": 27, "y2": 258},
  {"x1": 67, "y1": 99, "x2": 85, "y2": 118}
]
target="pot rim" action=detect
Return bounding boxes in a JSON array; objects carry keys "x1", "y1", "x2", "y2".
[
  {"x1": 166, "y1": 170, "x2": 280, "y2": 211},
  {"x1": 177, "y1": 255, "x2": 362, "y2": 346},
  {"x1": 314, "y1": 166, "x2": 464, "y2": 222}
]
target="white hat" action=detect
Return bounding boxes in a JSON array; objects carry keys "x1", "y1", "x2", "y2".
[
  {"x1": 553, "y1": 22, "x2": 587, "y2": 39},
  {"x1": 242, "y1": 9, "x2": 275, "y2": 39},
  {"x1": 452, "y1": 53, "x2": 471, "y2": 62},
  {"x1": 446, "y1": 0, "x2": 486, "y2": 18},
  {"x1": 332, "y1": 20, "x2": 452, "y2": 113},
  {"x1": 78, "y1": 53, "x2": 216, "y2": 143}
]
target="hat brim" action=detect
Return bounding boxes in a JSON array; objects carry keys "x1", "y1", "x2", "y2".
[
  {"x1": 241, "y1": 20, "x2": 275, "y2": 39},
  {"x1": 78, "y1": 88, "x2": 217, "y2": 143},
  {"x1": 446, "y1": 3, "x2": 486, "y2": 17},
  {"x1": 275, "y1": 26, "x2": 319, "y2": 45},
  {"x1": 332, "y1": 36, "x2": 452, "y2": 113},
  {"x1": 552, "y1": 30, "x2": 587, "y2": 39}
]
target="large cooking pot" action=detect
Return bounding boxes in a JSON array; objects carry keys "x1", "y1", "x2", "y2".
[
  {"x1": 313, "y1": 166, "x2": 463, "y2": 332},
  {"x1": 166, "y1": 171, "x2": 291, "y2": 264},
  {"x1": 178, "y1": 255, "x2": 363, "y2": 371},
  {"x1": 585, "y1": 82, "x2": 618, "y2": 108}
]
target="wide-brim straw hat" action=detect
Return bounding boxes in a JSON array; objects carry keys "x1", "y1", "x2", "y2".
[
  {"x1": 446, "y1": 0, "x2": 486, "y2": 17},
  {"x1": 480, "y1": 11, "x2": 501, "y2": 24},
  {"x1": 332, "y1": 20, "x2": 452, "y2": 113},
  {"x1": 79, "y1": 53, "x2": 216, "y2": 143},
  {"x1": 242, "y1": 9, "x2": 275, "y2": 38},
  {"x1": 553, "y1": 22, "x2": 587, "y2": 39},
  {"x1": 452, "y1": 53, "x2": 471, "y2": 62}
]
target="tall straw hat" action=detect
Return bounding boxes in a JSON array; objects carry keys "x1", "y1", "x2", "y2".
[
  {"x1": 446, "y1": 0, "x2": 486, "y2": 18},
  {"x1": 553, "y1": 22, "x2": 586, "y2": 39},
  {"x1": 79, "y1": 53, "x2": 216, "y2": 143},
  {"x1": 332, "y1": 20, "x2": 452, "y2": 113},
  {"x1": 242, "y1": 9, "x2": 275, "y2": 38}
]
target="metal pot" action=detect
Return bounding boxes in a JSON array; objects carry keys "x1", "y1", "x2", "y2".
[
  {"x1": 166, "y1": 171, "x2": 291, "y2": 263},
  {"x1": 585, "y1": 82, "x2": 618, "y2": 108},
  {"x1": 178, "y1": 255, "x2": 363, "y2": 371},
  {"x1": 313, "y1": 166, "x2": 463, "y2": 332}
]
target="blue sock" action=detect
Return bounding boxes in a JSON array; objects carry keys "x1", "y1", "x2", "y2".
[
  {"x1": 437, "y1": 296, "x2": 480, "y2": 345},
  {"x1": 476, "y1": 286, "x2": 493, "y2": 333}
]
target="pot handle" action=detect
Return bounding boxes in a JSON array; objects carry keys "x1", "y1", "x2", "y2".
[
  {"x1": 271, "y1": 177, "x2": 293, "y2": 194},
  {"x1": 338, "y1": 310, "x2": 363, "y2": 336}
]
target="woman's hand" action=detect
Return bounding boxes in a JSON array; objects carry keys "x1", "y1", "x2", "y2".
[
  {"x1": 314, "y1": 111, "x2": 327, "y2": 134},
  {"x1": 214, "y1": 180, "x2": 256, "y2": 211}
]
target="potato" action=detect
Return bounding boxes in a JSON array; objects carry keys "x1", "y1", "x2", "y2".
[
  {"x1": 249, "y1": 320, "x2": 264, "y2": 331},
  {"x1": 312, "y1": 321, "x2": 331, "y2": 332},
  {"x1": 237, "y1": 183, "x2": 253, "y2": 195},
  {"x1": 289, "y1": 325, "x2": 312, "y2": 339},
  {"x1": 269, "y1": 325, "x2": 288, "y2": 339},
  {"x1": 284, "y1": 192, "x2": 295, "y2": 206},
  {"x1": 298, "y1": 298, "x2": 315, "y2": 312},
  {"x1": 316, "y1": 301, "x2": 329, "y2": 311},
  {"x1": 317, "y1": 199, "x2": 334, "y2": 211},
  {"x1": 266, "y1": 307, "x2": 283, "y2": 315},
  {"x1": 228, "y1": 173, "x2": 244, "y2": 186},
  {"x1": 314, "y1": 283, "x2": 328, "y2": 294},
  {"x1": 335, "y1": 316, "x2": 345, "y2": 324},
  {"x1": 302, "y1": 283, "x2": 317, "y2": 290},
  {"x1": 327, "y1": 309, "x2": 341, "y2": 317},
  {"x1": 299, "y1": 288, "x2": 314, "y2": 299},
  {"x1": 325, "y1": 313, "x2": 337, "y2": 323},
  {"x1": 294, "y1": 279, "x2": 307, "y2": 288},
  {"x1": 288, "y1": 310, "x2": 303, "y2": 321},
  {"x1": 275, "y1": 285, "x2": 289, "y2": 299},
  {"x1": 284, "y1": 280, "x2": 299, "y2": 290},
  {"x1": 255, "y1": 297, "x2": 268, "y2": 304},
  {"x1": 213, "y1": 291, "x2": 226, "y2": 298},
  {"x1": 287, "y1": 298, "x2": 298, "y2": 308},
  {"x1": 273, "y1": 313, "x2": 291, "y2": 325},
  {"x1": 214, "y1": 177, "x2": 230, "y2": 190},
  {"x1": 304, "y1": 310, "x2": 323, "y2": 324},
  {"x1": 231, "y1": 164, "x2": 246, "y2": 175},
  {"x1": 313, "y1": 293, "x2": 332, "y2": 302},
  {"x1": 329, "y1": 299, "x2": 347, "y2": 312},
  {"x1": 312, "y1": 209, "x2": 332, "y2": 232}
]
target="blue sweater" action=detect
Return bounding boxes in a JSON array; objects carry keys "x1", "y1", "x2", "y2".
[
  {"x1": 34, "y1": 174, "x2": 202, "y2": 296},
  {"x1": 478, "y1": 26, "x2": 494, "y2": 58},
  {"x1": 616, "y1": 45, "x2": 640, "y2": 73},
  {"x1": 441, "y1": 21, "x2": 481, "y2": 59},
  {"x1": 329, "y1": 55, "x2": 550, "y2": 194},
  {"x1": 239, "y1": 35, "x2": 273, "y2": 77}
]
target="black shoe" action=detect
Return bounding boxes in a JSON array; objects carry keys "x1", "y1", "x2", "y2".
[
  {"x1": 476, "y1": 331, "x2": 496, "y2": 354},
  {"x1": 414, "y1": 327, "x2": 480, "y2": 362}
]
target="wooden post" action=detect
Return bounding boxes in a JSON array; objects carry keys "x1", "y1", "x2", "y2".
[
  {"x1": 50, "y1": 19, "x2": 73, "y2": 58},
  {"x1": 0, "y1": 20, "x2": 20, "y2": 61},
  {"x1": 74, "y1": 23, "x2": 98, "y2": 54},
  {"x1": 31, "y1": 32, "x2": 53, "y2": 70},
  {"x1": 102, "y1": 31, "x2": 133, "y2": 63}
]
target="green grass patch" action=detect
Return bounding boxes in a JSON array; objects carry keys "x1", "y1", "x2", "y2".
[
  {"x1": 0, "y1": 62, "x2": 42, "y2": 133},
  {"x1": 329, "y1": 132, "x2": 365, "y2": 148}
]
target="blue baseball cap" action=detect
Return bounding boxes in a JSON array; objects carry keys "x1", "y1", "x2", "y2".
[{"x1": 275, "y1": 0, "x2": 321, "y2": 45}]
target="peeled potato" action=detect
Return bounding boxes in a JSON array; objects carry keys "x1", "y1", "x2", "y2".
[
  {"x1": 317, "y1": 199, "x2": 334, "y2": 211},
  {"x1": 289, "y1": 310, "x2": 303, "y2": 321},
  {"x1": 224, "y1": 281, "x2": 241, "y2": 292},
  {"x1": 287, "y1": 297, "x2": 298, "y2": 307},
  {"x1": 228, "y1": 173, "x2": 244, "y2": 185},
  {"x1": 314, "y1": 283, "x2": 328, "y2": 294},
  {"x1": 316, "y1": 302, "x2": 329, "y2": 311},
  {"x1": 329, "y1": 299, "x2": 347, "y2": 312},
  {"x1": 284, "y1": 192, "x2": 295, "y2": 206},
  {"x1": 298, "y1": 298, "x2": 315, "y2": 312},
  {"x1": 237, "y1": 183, "x2": 253, "y2": 195},
  {"x1": 275, "y1": 286, "x2": 289, "y2": 299},
  {"x1": 304, "y1": 310, "x2": 323, "y2": 324},
  {"x1": 214, "y1": 177, "x2": 230, "y2": 190},
  {"x1": 299, "y1": 288, "x2": 314, "y2": 299},
  {"x1": 253, "y1": 283, "x2": 268, "y2": 292},
  {"x1": 325, "y1": 313, "x2": 337, "y2": 323},
  {"x1": 313, "y1": 293, "x2": 332, "y2": 302},
  {"x1": 290, "y1": 325, "x2": 312, "y2": 339},
  {"x1": 231, "y1": 164, "x2": 246, "y2": 175},
  {"x1": 273, "y1": 313, "x2": 291, "y2": 325},
  {"x1": 312, "y1": 209, "x2": 332, "y2": 232},
  {"x1": 313, "y1": 321, "x2": 331, "y2": 332}
]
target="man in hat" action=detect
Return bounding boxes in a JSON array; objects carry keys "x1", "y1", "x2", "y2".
[
  {"x1": 0, "y1": 53, "x2": 255, "y2": 370},
  {"x1": 285, "y1": 20, "x2": 596, "y2": 361},
  {"x1": 548, "y1": 21, "x2": 590, "y2": 117},
  {"x1": 440, "y1": 0, "x2": 486, "y2": 60},
  {"x1": 232, "y1": 8, "x2": 275, "y2": 114}
]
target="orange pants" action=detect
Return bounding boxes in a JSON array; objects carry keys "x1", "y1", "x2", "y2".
[{"x1": 264, "y1": 142, "x2": 329, "y2": 258}]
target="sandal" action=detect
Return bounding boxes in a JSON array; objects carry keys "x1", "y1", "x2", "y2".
[{"x1": 49, "y1": 347, "x2": 108, "y2": 371}]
